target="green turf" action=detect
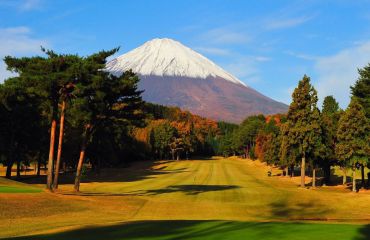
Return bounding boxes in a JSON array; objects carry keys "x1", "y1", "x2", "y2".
[
  {"x1": 1, "y1": 158, "x2": 370, "y2": 239},
  {"x1": 0, "y1": 185, "x2": 42, "y2": 193},
  {"x1": 6, "y1": 221, "x2": 370, "y2": 240}
]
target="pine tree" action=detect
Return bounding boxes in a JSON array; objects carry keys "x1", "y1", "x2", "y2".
[
  {"x1": 321, "y1": 96, "x2": 340, "y2": 185},
  {"x1": 279, "y1": 122, "x2": 299, "y2": 177},
  {"x1": 284, "y1": 75, "x2": 322, "y2": 187},
  {"x1": 0, "y1": 77, "x2": 45, "y2": 179},
  {"x1": 69, "y1": 49, "x2": 145, "y2": 192},
  {"x1": 351, "y1": 64, "x2": 370, "y2": 118},
  {"x1": 336, "y1": 98, "x2": 369, "y2": 192},
  {"x1": 4, "y1": 50, "x2": 81, "y2": 190},
  {"x1": 151, "y1": 121, "x2": 177, "y2": 160}
]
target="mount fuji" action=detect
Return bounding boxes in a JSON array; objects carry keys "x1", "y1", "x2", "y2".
[{"x1": 106, "y1": 38, "x2": 288, "y2": 123}]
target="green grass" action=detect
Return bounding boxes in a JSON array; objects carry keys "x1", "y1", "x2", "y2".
[
  {"x1": 0, "y1": 177, "x2": 42, "y2": 193},
  {"x1": 5, "y1": 220, "x2": 370, "y2": 240},
  {"x1": 0, "y1": 157, "x2": 369, "y2": 239},
  {"x1": 333, "y1": 166, "x2": 369, "y2": 179},
  {"x1": 0, "y1": 185, "x2": 42, "y2": 193}
]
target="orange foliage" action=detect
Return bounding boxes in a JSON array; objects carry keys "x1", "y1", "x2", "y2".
[
  {"x1": 255, "y1": 133, "x2": 274, "y2": 162},
  {"x1": 265, "y1": 114, "x2": 284, "y2": 126},
  {"x1": 132, "y1": 107, "x2": 219, "y2": 147}
]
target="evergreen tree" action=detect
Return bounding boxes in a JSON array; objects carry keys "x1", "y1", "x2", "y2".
[
  {"x1": 279, "y1": 122, "x2": 299, "y2": 177},
  {"x1": 263, "y1": 132, "x2": 281, "y2": 166},
  {"x1": 234, "y1": 115, "x2": 265, "y2": 157},
  {"x1": 4, "y1": 50, "x2": 81, "y2": 190},
  {"x1": 0, "y1": 77, "x2": 45, "y2": 178},
  {"x1": 321, "y1": 96, "x2": 340, "y2": 185},
  {"x1": 351, "y1": 64, "x2": 370, "y2": 118},
  {"x1": 69, "y1": 49, "x2": 145, "y2": 192},
  {"x1": 284, "y1": 75, "x2": 322, "y2": 187},
  {"x1": 151, "y1": 121, "x2": 177, "y2": 159},
  {"x1": 336, "y1": 98, "x2": 369, "y2": 192}
]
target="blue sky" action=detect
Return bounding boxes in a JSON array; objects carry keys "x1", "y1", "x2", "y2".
[{"x1": 1, "y1": 0, "x2": 370, "y2": 108}]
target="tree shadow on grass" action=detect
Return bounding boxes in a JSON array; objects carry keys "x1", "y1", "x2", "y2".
[
  {"x1": 60, "y1": 184, "x2": 241, "y2": 197},
  {"x1": 269, "y1": 199, "x2": 333, "y2": 221},
  {"x1": 142, "y1": 184, "x2": 240, "y2": 196},
  {"x1": 5, "y1": 220, "x2": 369, "y2": 240},
  {"x1": 18, "y1": 161, "x2": 188, "y2": 186},
  {"x1": 355, "y1": 224, "x2": 370, "y2": 240}
]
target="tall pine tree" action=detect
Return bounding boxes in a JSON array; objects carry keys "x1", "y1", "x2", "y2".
[
  {"x1": 321, "y1": 96, "x2": 340, "y2": 185},
  {"x1": 284, "y1": 75, "x2": 322, "y2": 187},
  {"x1": 351, "y1": 64, "x2": 370, "y2": 118},
  {"x1": 336, "y1": 98, "x2": 369, "y2": 192}
]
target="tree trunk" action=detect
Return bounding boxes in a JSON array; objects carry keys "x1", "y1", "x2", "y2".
[
  {"x1": 16, "y1": 160, "x2": 21, "y2": 179},
  {"x1": 324, "y1": 164, "x2": 331, "y2": 186},
  {"x1": 37, "y1": 158, "x2": 41, "y2": 176},
  {"x1": 352, "y1": 165, "x2": 356, "y2": 192},
  {"x1": 300, "y1": 157, "x2": 306, "y2": 188},
  {"x1": 6, "y1": 162, "x2": 12, "y2": 179},
  {"x1": 312, "y1": 168, "x2": 316, "y2": 188},
  {"x1": 171, "y1": 150, "x2": 175, "y2": 161},
  {"x1": 177, "y1": 152, "x2": 180, "y2": 161},
  {"x1": 361, "y1": 165, "x2": 365, "y2": 189},
  {"x1": 291, "y1": 164, "x2": 295, "y2": 177},
  {"x1": 284, "y1": 166, "x2": 288, "y2": 177},
  {"x1": 74, "y1": 126, "x2": 90, "y2": 192},
  {"x1": 46, "y1": 119, "x2": 57, "y2": 190},
  {"x1": 53, "y1": 100, "x2": 66, "y2": 190},
  {"x1": 6, "y1": 132, "x2": 16, "y2": 179},
  {"x1": 343, "y1": 168, "x2": 347, "y2": 185}
]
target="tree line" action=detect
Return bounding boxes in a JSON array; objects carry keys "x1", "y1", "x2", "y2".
[
  {"x1": 1, "y1": 48, "x2": 369, "y2": 193},
  {"x1": 0, "y1": 48, "x2": 148, "y2": 192},
  {"x1": 0, "y1": 48, "x2": 222, "y2": 192},
  {"x1": 215, "y1": 70, "x2": 369, "y2": 192}
]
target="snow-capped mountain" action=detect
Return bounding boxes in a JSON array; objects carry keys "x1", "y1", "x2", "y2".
[
  {"x1": 106, "y1": 38, "x2": 245, "y2": 86},
  {"x1": 106, "y1": 38, "x2": 288, "y2": 123}
]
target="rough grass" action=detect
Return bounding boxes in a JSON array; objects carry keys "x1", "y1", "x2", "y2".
[{"x1": 0, "y1": 157, "x2": 369, "y2": 239}]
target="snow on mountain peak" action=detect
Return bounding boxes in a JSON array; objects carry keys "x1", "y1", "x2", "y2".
[{"x1": 106, "y1": 38, "x2": 246, "y2": 86}]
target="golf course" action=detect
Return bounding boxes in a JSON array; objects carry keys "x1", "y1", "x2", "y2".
[{"x1": 1, "y1": 157, "x2": 369, "y2": 239}]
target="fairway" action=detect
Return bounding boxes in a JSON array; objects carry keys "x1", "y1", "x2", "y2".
[{"x1": 1, "y1": 157, "x2": 369, "y2": 239}]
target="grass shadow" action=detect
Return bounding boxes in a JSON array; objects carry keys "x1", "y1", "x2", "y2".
[
  {"x1": 16, "y1": 161, "x2": 188, "y2": 186},
  {"x1": 142, "y1": 184, "x2": 240, "y2": 195},
  {"x1": 269, "y1": 199, "x2": 332, "y2": 221},
  {"x1": 4, "y1": 220, "x2": 369, "y2": 240}
]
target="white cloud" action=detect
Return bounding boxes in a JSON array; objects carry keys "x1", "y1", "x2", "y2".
[
  {"x1": 19, "y1": 0, "x2": 43, "y2": 11},
  {"x1": 314, "y1": 41, "x2": 370, "y2": 108},
  {"x1": 255, "y1": 56, "x2": 271, "y2": 62},
  {"x1": 0, "y1": 26, "x2": 49, "y2": 82},
  {"x1": 285, "y1": 50, "x2": 318, "y2": 61},
  {"x1": 200, "y1": 28, "x2": 250, "y2": 45},
  {"x1": 223, "y1": 57, "x2": 261, "y2": 85},
  {"x1": 0, "y1": 0, "x2": 43, "y2": 11},
  {"x1": 195, "y1": 47, "x2": 231, "y2": 56},
  {"x1": 265, "y1": 15, "x2": 313, "y2": 30}
]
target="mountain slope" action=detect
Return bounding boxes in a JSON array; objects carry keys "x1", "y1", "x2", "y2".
[{"x1": 106, "y1": 38, "x2": 288, "y2": 123}]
